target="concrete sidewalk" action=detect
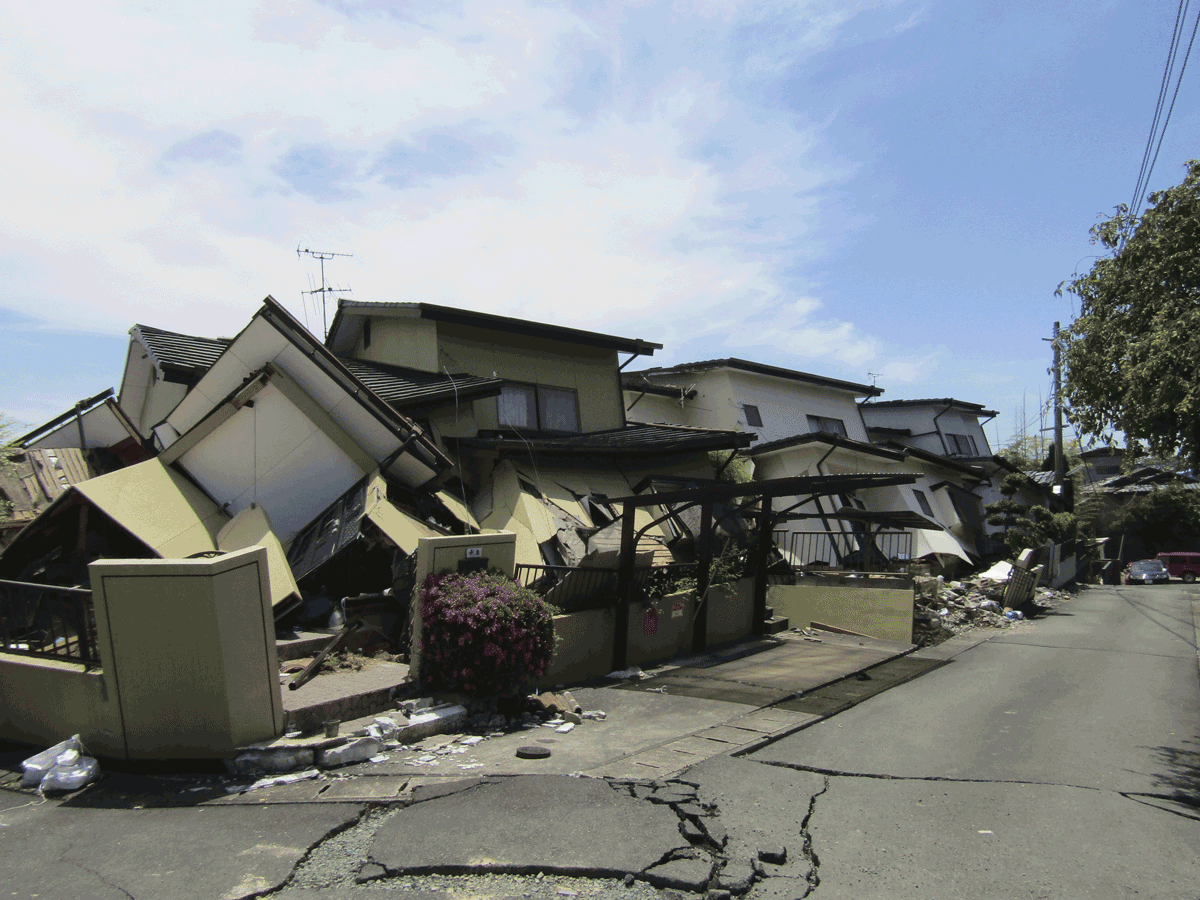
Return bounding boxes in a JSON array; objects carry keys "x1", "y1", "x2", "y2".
[{"x1": 209, "y1": 628, "x2": 955, "y2": 804}]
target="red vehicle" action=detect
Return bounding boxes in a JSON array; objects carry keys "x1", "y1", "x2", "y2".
[{"x1": 1155, "y1": 552, "x2": 1200, "y2": 583}]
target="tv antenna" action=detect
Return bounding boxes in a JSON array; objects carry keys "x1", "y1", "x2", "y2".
[{"x1": 297, "y1": 246, "x2": 352, "y2": 338}]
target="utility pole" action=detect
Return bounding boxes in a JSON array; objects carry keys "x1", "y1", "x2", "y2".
[
  {"x1": 297, "y1": 247, "x2": 352, "y2": 339},
  {"x1": 1052, "y1": 321, "x2": 1065, "y2": 490}
]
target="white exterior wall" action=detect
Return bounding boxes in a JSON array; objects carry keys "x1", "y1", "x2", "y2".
[
  {"x1": 626, "y1": 367, "x2": 870, "y2": 446},
  {"x1": 861, "y1": 403, "x2": 994, "y2": 458}
]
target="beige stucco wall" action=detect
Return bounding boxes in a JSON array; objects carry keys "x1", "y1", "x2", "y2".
[
  {"x1": 356, "y1": 317, "x2": 440, "y2": 372},
  {"x1": 437, "y1": 324, "x2": 625, "y2": 433},
  {"x1": 0, "y1": 655, "x2": 125, "y2": 757},
  {"x1": 545, "y1": 589, "x2": 702, "y2": 685},
  {"x1": 705, "y1": 578, "x2": 755, "y2": 646},
  {"x1": 768, "y1": 580, "x2": 914, "y2": 643},
  {"x1": 89, "y1": 546, "x2": 285, "y2": 758},
  {"x1": 408, "y1": 532, "x2": 519, "y2": 685},
  {"x1": 546, "y1": 607, "x2": 615, "y2": 685}
]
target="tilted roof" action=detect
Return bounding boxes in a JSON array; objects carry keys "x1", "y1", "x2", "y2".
[
  {"x1": 625, "y1": 358, "x2": 881, "y2": 397},
  {"x1": 862, "y1": 398, "x2": 998, "y2": 416},
  {"x1": 128, "y1": 324, "x2": 501, "y2": 411},
  {"x1": 328, "y1": 300, "x2": 662, "y2": 357}
]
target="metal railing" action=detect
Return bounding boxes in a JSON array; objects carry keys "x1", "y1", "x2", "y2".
[
  {"x1": 515, "y1": 563, "x2": 698, "y2": 612},
  {"x1": 774, "y1": 530, "x2": 914, "y2": 574},
  {"x1": 0, "y1": 579, "x2": 100, "y2": 666}
]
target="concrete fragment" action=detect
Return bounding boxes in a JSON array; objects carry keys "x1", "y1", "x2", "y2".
[
  {"x1": 699, "y1": 818, "x2": 728, "y2": 848},
  {"x1": 317, "y1": 737, "x2": 381, "y2": 768},
  {"x1": 225, "y1": 747, "x2": 314, "y2": 776},
  {"x1": 555, "y1": 722, "x2": 576, "y2": 734},
  {"x1": 716, "y1": 863, "x2": 755, "y2": 893},
  {"x1": 395, "y1": 705, "x2": 469, "y2": 743},
  {"x1": 643, "y1": 856, "x2": 715, "y2": 891},
  {"x1": 757, "y1": 846, "x2": 787, "y2": 865},
  {"x1": 708, "y1": 890, "x2": 732, "y2": 900},
  {"x1": 681, "y1": 818, "x2": 705, "y2": 843}
]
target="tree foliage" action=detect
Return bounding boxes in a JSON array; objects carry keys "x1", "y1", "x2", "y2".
[
  {"x1": 1104, "y1": 484, "x2": 1200, "y2": 556},
  {"x1": 985, "y1": 473, "x2": 1078, "y2": 556},
  {"x1": 1057, "y1": 160, "x2": 1200, "y2": 473}
]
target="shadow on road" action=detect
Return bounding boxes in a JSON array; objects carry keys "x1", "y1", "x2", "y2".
[
  {"x1": 1144, "y1": 739, "x2": 1200, "y2": 809},
  {"x1": 1114, "y1": 591, "x2": 1197, "y2": 650}
]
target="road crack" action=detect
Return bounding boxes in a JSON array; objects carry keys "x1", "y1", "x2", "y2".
[
  {"x1": 57, "y1": 843, "x2": 136, "y2": 900},
  {"x1": 798, "y1": 775, "x2": 828, "y2": 898},
  {"x1": 755, "y1": 759, "x2": 1106, "y2": 793}
]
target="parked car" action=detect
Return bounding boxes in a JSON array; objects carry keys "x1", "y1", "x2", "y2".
[
  {"x1": 1123, "y1": 559, "x2": 1171, "y2": 585},
  {"x1": 1155, "y1": 551, "x2": 1200, "y2": 583}
]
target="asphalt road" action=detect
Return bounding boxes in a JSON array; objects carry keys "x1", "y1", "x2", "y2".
[{"x1": 746, "y1": 583, "x2": 1200, "y2": 899}]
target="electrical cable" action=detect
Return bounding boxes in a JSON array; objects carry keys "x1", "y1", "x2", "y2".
[{"x1": 1127, "y1": 0, "x2": 1199, "y2": 234}]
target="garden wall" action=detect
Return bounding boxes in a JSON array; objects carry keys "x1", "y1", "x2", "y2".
[
  {"x1": 544, "y1": 577, "x2": 756, "y2": 686},
  {"x1": 767, "y1": 578, "x2": 915, "y2": 643}
]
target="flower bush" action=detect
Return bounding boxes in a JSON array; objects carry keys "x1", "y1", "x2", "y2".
[{"x1": 419, "y1": 571, "x2": 556, "y2": 696}]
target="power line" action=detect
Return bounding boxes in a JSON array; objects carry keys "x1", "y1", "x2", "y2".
[{"x1": 1128, "y1": 1, "x2": 1199, "y2": 231}]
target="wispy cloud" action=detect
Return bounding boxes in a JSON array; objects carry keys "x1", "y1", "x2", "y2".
[{"x1": 1, "y1": 0, "x2": 932, "y2": 412}]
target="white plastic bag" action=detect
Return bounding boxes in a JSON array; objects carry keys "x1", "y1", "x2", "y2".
[
  {"x1": 40, "y1": 756, "x2": 100, "y2": 793},
  {"x1": 21, "y1": 735, "x2": 82, "y2": 788}
]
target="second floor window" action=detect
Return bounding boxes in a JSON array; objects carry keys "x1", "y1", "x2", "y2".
[
  {"x1": 947, "y1": 433, "x2": 979, "y2": 456},
  {"x1": 742, "y1": 404, "x2": 763, "y2": 427},
  {"x1": 807, "y1": 415, "x2": 848, "y2": 437},
  {"x1": 499, "y1": 383, "x2": 580, "y2": 432}
]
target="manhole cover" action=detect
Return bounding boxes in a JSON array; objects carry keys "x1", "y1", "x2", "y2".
[{"x1": 516, "y1": 745, "x2": 552, "y2": 759}]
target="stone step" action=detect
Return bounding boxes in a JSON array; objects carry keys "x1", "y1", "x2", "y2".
[
  {"x1": 763, "y1": 615, "x2": 790, "y2": 635},
  {"x1": 281, "y1": 660, "x2": 418, "y2": 733}
]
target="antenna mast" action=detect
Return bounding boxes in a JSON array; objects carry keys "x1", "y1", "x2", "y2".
[{"x1": 296, "y1": 246, "x2": 353, "y2": 338}]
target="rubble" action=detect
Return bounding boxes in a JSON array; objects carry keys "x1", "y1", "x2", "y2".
[{"x1": 911, "y1": 568, "x2": 1074, "y2": 647}]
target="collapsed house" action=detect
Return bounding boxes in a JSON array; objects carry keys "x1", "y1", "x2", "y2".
[{"x1": 623, "y1": 359, "x2": 986, "y2": 574}]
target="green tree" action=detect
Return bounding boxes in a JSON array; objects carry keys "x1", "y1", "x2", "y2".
[
  {"x1": 1057, "y1": 160, "x2": 1200, "y2": 473},
  {"x1": 986, "y1": 472, "x2": 1079, "y2": 556},
  {"x1": 1104, "y1": 483, "x2": 1200, "y2": 556}
]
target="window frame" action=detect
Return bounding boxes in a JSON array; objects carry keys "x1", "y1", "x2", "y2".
[
  {"x1": 742, "y1": 404, "x2": 764, "y2": 427},
  {"x1": 498, "y1": 382, "x2": 580, "y2": 433},
  {"x1": 807, "y1": 414, "x2": 848, "y2": 438},
  {"x1": 912, "y1": 489, "x2": 935, "y2": 517}
]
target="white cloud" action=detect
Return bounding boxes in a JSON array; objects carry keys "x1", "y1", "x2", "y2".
[{"x1": 1, "y1": 0, "x2": 925, "y2": 418}]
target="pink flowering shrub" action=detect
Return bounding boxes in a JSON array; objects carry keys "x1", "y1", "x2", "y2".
[{"x1": 420, "y1": 571, "x2": 556, "y2": 696}]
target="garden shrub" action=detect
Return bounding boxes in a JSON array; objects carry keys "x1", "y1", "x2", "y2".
[{"x1": 419, "y1": 571, "x2": 556, "y2": 696}]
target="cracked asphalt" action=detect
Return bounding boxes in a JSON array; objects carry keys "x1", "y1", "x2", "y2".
[{"x1": 2, "y1": 584, "x2": 1197, "y2": 899}]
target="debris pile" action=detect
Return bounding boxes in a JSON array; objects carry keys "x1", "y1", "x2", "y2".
[{"x1": 911, "y1": 571, "x2": 1072, "y2": 646}]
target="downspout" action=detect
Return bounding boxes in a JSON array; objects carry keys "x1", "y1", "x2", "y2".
[{"x1": 932, "y1": 401, "x2": 955, "y2": 455}]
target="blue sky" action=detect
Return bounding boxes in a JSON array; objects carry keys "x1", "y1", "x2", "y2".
[{"x1": 2, "y1": 1, "x2": 1196, "y2": 451}]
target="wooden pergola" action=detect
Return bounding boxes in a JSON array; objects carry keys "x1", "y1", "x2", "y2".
[{"x1": 609, "y1": 472, "x2": 917, "y2": 670}]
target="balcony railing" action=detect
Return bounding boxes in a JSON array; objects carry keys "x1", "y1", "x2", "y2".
[
  {"x1": 515, "y1": 563, "x2": 698, "y2": 612},
  {"x1": 0, "y1": 579, "x2": 100, "y2": 666},
  {"x1": 774, "y1": 530, "x2": 914, "y2": 574}
]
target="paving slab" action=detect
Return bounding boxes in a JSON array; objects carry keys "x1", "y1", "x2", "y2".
[
  {"x1": 0, "y1": 801, "x2": 364, "y2": 900},
  {"x1": 369, "y1": 775, "x2": 688, "y2": 877}
]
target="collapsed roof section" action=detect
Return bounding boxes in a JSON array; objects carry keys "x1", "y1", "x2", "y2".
[
  {"x1": 16, "y1": 388, "x2": 145, "y2": 458},
  {"x1": 149, "y1": 297, "x2": 453, "y2": 545}
]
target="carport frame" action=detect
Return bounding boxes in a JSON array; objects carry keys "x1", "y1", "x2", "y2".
[{"x1": 609, "y1": 473, "x2": 917, "y2": 670}]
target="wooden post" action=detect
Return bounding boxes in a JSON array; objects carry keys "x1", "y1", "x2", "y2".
[
  {"x1": 753, "y1": 498, "x2": 771, "y2": 637},
  {"x1": 613, "y1": 501, "x2": 636, "y2": 671},
  {"x1": 692, "y1": 502, "x2": 712, "y2": 653}
]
